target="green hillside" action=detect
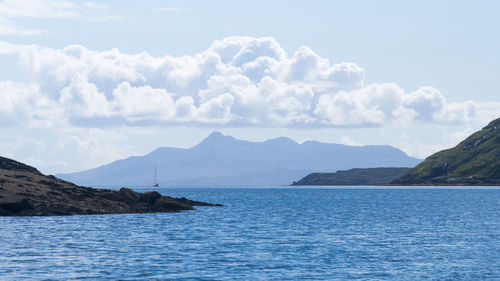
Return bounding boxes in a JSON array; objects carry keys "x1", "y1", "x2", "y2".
[
  {"x1": 392, "y1": 117, "x2": 500, "y2": 185},
  {"x1": 292, "y1": 167, "x2": 411, "y2": 186}
]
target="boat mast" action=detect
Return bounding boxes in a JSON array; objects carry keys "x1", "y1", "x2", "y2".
[{"x1": 154, "y1": 165, "x2": 160, "y2": 187}]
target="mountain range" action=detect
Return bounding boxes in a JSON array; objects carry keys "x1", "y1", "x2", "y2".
[{"x1": 58, "y1": 132, "x2": 421, "y2": 187}]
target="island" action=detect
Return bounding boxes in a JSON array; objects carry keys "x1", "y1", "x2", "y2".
[
  {"x1": 0, "y1": 156, "x2": 221, "y2": 216},
  {"x1": 391, "y1": 117, "x2": 500, "y2": 185},
  {"x1": 291, "y1": 167, "x2": 411, "y2": 186},
  {"x1": 57, "y1": 132, "x2": 421, "y2": 187}
]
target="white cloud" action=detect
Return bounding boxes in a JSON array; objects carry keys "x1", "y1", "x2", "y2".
[
  {"x1": 0, "y1": 19, "x2": 47, "y2": 36},
  {"x1": 287, "y1": 46, "x2": 364, "y2": 92},
  {"x1": 111, "y1": 82, "x2": 174, "y2": 122},
  {"x1": 0, "y1": 40, "x2": 33, "y2": 53},
  {"x1": 0, "y1": 0, "x2": 78, "y2": 19},
  {"x1": 0, "y1": 0, "x2": 77, "y2": 36},
  {"x1": 196, "y1": 93, "x2": 235, "y2": 123},
  {"x1": 0, "y1": 80, "x2": 41, "y2": 125},
  {"x1": 59, "y1": 74, "x2": 111, "y2": 118},
  {"x1": 314, "y1": 83, "x2": 476, "y2": 126},
  {"x1": 0, "y1": 0, "x2": 119, "y2": 36},
  {"x1": 0, "y1": 36, "x2": 480, "y2": 128},
  {"x1": 0, "y1": 124, "x2": 135, "y2": 174}
]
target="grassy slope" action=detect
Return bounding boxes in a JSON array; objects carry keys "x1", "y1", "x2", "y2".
[
  {"x1": 392, "y1": 117, "x2": 500, "y2": 185},
  {"x1": 292, "y1": 167, "x2": 412, "y2": 186}
]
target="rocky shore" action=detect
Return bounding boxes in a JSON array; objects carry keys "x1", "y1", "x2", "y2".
[{"x1": 0, "y1": 156, "x2": 221, "y2": 216}]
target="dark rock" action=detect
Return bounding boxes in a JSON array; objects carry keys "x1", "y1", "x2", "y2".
[
  {"x1": 116, "y1": 187, "x2": 141, "y2": 202},
  {"x1": 153, "y1": 197, "x2": 193, "y2": 211},
  {"x1": 140, "y1": 191, "x2": 162, "y2": 204},
  {"x1": 0, "y1": 156, "x2": 222, "y2": 216},
  {"x1": 174, "y1": 196, "x2": 224, "y2": 207},
  {"x1": 0, "y1": 199, "x2": 33, "y2": 215},
  {"x1": 0, "y1": 156, "x2": 41, "y2": 174}
]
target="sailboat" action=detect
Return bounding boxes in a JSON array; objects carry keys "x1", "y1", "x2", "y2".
[{"x1": 153, "y1": 166, "x2": 160, "y2": 187}]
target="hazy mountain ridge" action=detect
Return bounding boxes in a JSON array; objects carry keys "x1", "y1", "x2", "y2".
[
  {"x1": 392, "y1": 117, "x2": 500, "y2": 185},
  {"x1": 58, "y1": 132, "x2": 421, "y2": 187}
]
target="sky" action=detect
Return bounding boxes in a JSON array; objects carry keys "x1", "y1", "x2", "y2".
[{"x1": 0, "y1": 0, "x2": 499, "y2": 174}]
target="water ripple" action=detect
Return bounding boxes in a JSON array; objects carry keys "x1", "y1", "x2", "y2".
[{"x1": 0, "y1": 188, "x2": 499, "y2": 280}]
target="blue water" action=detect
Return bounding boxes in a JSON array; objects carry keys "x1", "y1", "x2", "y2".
[{"x1": 0, "y1": 187, "x2": 499, "y2": 280}]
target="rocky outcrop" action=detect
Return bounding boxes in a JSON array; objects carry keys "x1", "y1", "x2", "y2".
[{"x1": 0, "y1": 156, "x2": 221, "y2": 216}]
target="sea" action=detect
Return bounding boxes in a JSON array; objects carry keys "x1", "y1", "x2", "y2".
[{"x1": 0, "y1": 187, "x2": 499, "y2": 280}]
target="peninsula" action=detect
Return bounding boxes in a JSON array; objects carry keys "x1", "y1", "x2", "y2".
[
  {"x1": 391, "y1": 117, "x2": 500, "y2": 185},
  {"x1": 291, "y1": 167, "x2": 411, "y2": 186},
  {"x1": 0, "y1": 156, "x2": 221, "y2": 216}
]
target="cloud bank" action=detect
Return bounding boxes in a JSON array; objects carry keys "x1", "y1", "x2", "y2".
[{"x1": 1, "y1": 36, "x2": 476, "y2": 127}]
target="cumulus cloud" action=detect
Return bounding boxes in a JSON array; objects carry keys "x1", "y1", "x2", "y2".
[
  {"x1": 0, "y1": 36, "x2": 476, "y2": 127},
  {"x1": 0, "y1": 80, "x2": 41, "y2": 125},
  {"x1": 314, "y1": 83, "x2": 476, "y2": 126}
]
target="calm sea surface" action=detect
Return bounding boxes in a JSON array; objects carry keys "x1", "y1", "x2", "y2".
[{"x1": 0, "y1": 187, "x2": 499, "y2": 280}]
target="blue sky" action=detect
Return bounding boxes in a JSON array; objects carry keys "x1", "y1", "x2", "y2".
[{"x1": 0, "y1": 0, "x2": 499, "y2": 174}]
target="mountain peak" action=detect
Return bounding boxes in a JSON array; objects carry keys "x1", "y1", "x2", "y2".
[
  {"x1": 207, "y1": 131, "x2": 225, "y2": 139},
  {"x1": 194, "y1": 131, "x2": 236, "y2": 149},
  {"x1": 204, "y1": 131, "x2": 235, "y2": 141},
  {"x1": 265, "y1": 137, "x2": 298, "y2": 146}
]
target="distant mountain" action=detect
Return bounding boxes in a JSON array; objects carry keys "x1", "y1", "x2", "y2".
[
  {"x1": 58, "y1": 132, "x2": 421, "y2": 187},
  {"x1": 392, "y1": 117, "x2": 500, "y2": 185},
  {"x1": 292, "y1": 167, "x2": 412, "y2": 186}
]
